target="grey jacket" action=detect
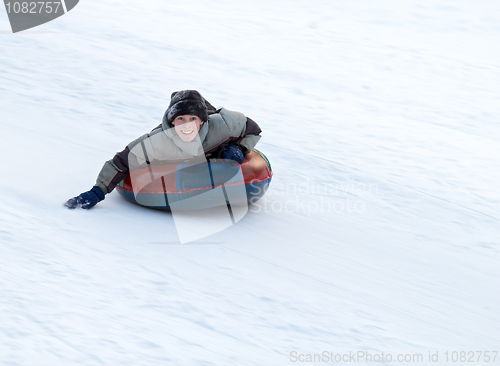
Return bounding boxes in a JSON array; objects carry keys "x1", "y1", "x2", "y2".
[{"x1": 94, "y1": 108, "x2": 262, "y2": 194}]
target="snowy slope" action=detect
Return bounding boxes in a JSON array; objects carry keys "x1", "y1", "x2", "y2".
[{"x1": 1, "y1": 0, "x2": 499, "y2": 365}]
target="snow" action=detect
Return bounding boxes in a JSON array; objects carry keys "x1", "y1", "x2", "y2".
[{"x1": 1, "y1": 0, "x2": 499, "y2": 364}]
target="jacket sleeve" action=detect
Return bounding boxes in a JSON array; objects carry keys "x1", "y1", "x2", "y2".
[
  {"x1": 238, "y1": 117, "x2": 262, "y2": 155},
  {"x1": 94, "y1": 146, "x2": 131, "y2": 194},
  {"x1": 205, "y1": 111, "x2": 263, "y2": 159}
]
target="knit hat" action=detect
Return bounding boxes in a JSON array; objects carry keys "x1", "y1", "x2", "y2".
[{"x1": 164, "y1": 90, "x2": 208, "y2": 128}]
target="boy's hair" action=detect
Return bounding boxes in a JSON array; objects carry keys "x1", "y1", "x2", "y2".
[{"x1": 165, "y1": 90, "x2": 208, "y2": 127}]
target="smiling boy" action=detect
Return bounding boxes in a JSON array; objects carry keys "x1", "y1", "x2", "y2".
[{"x1": 65, "y1": 90, "x2": 262, "y2": 209}]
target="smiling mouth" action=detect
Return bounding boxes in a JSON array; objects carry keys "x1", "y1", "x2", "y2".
[{"x1": 180, "y1": 130, "x2": 194, "y2": 135}]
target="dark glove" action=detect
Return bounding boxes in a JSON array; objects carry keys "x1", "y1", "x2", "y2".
[
  {"x1": 221, "y1": 145, "x2": 245, "y2": 163},
  {"x1": 65, "y1": 186, "x2": 105, "y2": 209}
]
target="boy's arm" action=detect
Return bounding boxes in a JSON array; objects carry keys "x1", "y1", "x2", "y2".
[
  {"x1": 95, "y1": 146, "x2": 131, "y2": 195},
  {"x1": 238, "y1": 117, "x2": 262, "y2": 155}
]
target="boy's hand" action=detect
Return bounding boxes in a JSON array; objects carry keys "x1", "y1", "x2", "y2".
[
  {"x1": 222, "y1": 145, "x2": 245, "y2": 163},
  {"x1": 65, "y1": 186, "x2": 105, "y2": 209}
]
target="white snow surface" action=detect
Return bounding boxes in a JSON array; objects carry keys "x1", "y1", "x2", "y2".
[{"x1": 1, "y1": 0, "x2": 499, "y2": 365}]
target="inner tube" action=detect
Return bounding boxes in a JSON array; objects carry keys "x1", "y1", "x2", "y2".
[{"x1": 116, "y1": 149, "x2": 273, "y2": 210}]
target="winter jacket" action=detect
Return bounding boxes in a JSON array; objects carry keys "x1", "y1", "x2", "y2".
[{"x1": 94, "y1": 108, "x2": 262, "y2": 195}]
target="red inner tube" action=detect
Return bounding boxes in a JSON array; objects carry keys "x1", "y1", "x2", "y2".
[{"x1": 117, "y1": 150, "x2": 272, "y2": 194}]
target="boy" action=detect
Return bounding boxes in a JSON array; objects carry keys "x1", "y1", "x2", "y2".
[{"x1": 66, "y1": 90, "x2": 262, "y2": 209}]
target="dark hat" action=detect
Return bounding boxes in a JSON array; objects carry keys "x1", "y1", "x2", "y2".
[{"x1": 164, "y1": 90, "x2": 208, "y2": 128}]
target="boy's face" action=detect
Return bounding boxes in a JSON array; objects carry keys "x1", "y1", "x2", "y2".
[{"x1": 172, "y1": 115, "x2": 204, "y2": 142}]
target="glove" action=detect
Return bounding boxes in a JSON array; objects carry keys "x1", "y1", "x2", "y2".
[
  {"x1": 65, "y1": 186, "x2": 105, "y2": 209},
  {"x1": 221, "y1": 145, "x2": 245, "y2": 163}
]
